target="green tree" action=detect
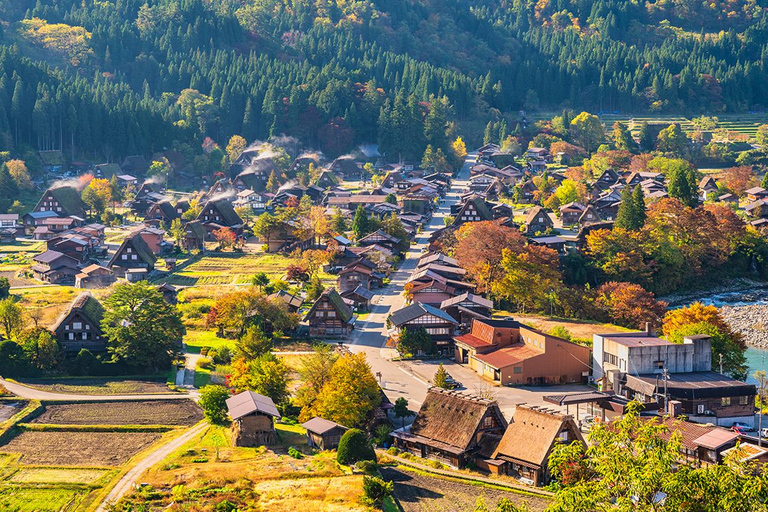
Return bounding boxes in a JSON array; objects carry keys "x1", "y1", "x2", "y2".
[
  {"x1": 313, "y1": 353, "x2": 381, "y2": 427},
  {"x1": 337, "y1": 428, "x2": 376, "y2": 465},
  {"x1": 761, "y1": 172, "x2": 768, "y2": 190},
  {"x1": 0, "y1": 298, "x2": 23, "y2": 339},
  {"x1": 0, "y1": 277, "x2": 9, "y2": 299},
  {"x1": 230, "y1": 352, "x2": 289, "y2": 406},
  {"x1": 251, "y1": 272, "x2": 269, "y2": 291},
  {"x1": 266, "y1": 170, "x2": 279, "y2": 192},
  {"x1": 632, "y1": 184, "x2": 646, "y2": 227},
  {"x1": 101, "y1": 282, "x2": 184, "y2": 370},
  {"x1": 393, "y1": 397, "x2": 414, "y2": 429},
  {"x1": 352, "y1": 204, "x2": 370, "y2": 240},
  {"x1": 294, "y1": 344, "x2": 339, "y2": 422},
  {"x1": 198, "y1": 385, "x2": 230, "y2": 424},
  {"x1": 332, "y1": 207, "x2": 348, "y2": 233},
  {"x1": 657, "y1": 123, "x2": 690, "y2": 157},
  {"x1": 168, "y1": 218, "x2": 185, "y2": 246},
  {"x1": 23, "y1": 329, "x2": 59, "y2": 371},
  {"x1": 433, "y1": 363, "x2": 449, "y2": 388},
  {"x1": 638, "y1": 121, "x2": 656, "y2": 151},
  {"x1": 668, "y1": 165, "x2": 699, "y2": 208},
  {"x1": 235, "y1": 325, "x2": 273, "y2": 360},
  {"x1": 396, "y1": 326, "x2": 432, "y2": 356},
  {"x1": 306, "y1": 276, "x2": 325, "y2": 302},
  {"x1": 611, "y1": 121, "x2": 636, "y2": 152},
  {"x1": 569, "y1": 112, "x2": 604, "y2": 154},
  {"x1": 614, "y1": 185, "x2": 641, "y2": 230},
  {"x1": 384, "y1": 193, "x2": 397, "y2": 204},
  {"x1": 0, "y1": 340, "x2": 30, "y2": 377}
]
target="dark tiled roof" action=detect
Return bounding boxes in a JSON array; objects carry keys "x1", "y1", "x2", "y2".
[{"x1": 390, "y1": 302, "x2": 458, "y2": 327}]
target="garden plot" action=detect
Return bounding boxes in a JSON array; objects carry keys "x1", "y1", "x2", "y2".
[
  {"x1": 0, "y1": 431, "x2": 162, "y2": 466},
  {"x1": 31, "y1": 400, "x2": 203, "y2": 426},
  {"x1": 0, "y1": 488, "x2": 86, "y2": 512},
  {"x1": 9, "y1": 467, "x2": 111, "y2": 484},
  {"x1": 19, "y1": 377, "x2": 175, "y2": 396}
]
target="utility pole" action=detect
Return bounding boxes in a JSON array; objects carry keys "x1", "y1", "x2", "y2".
[
  {"x1": 719, "y1": 353, "x2": 723, "y2": 375},
  {"x1": 758, "y1": 354, "x2": 766, "y2": 448},
  {"x1": 662, "y1": 367, "x2": 669, "y2": 413}
]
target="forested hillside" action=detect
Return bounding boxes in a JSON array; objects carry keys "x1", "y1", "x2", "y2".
[{"x1": 1, "y1": 0, "x2": 768, "y2": 161}]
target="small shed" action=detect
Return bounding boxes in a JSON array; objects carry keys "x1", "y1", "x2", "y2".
[
  {"x1": 226, "y1": 390, "x2": 281, "y2": 446},
  {"x1": 301, "y1": 417, "x2": 348, "y2": 450}
]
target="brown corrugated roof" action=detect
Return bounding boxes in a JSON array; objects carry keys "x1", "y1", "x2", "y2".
[
  {"x1": 493, "y1": 406, "x2": 582, "y2": 467},
  {"x1": 473, "y1": 345, "x2": 542, "y2": 370},
  {"x1": 226, "y1": 390, "x2": 280, "y2": 420},
  {"x1": 301, "y1": 417, "x2": 347, "y2": 435}
]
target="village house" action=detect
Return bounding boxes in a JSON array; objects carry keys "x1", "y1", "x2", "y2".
[
  {"x1": 745, "y1": 186, "x2": 768, "y2": 201},
  {"x1": 559, "y1": 202, "x2": 586, "y2": 226},
  {"x1": 145, "y1": 200, "x2": 179, "y2": 225},
  {"x1": 326, "y1": 195, "x2": 389, "y2": 211},
  {"x1": 524, "y1": 206, "x2": 554, "y2": 235},
  {"x1": 439, "y1": 292, "x2": 493, "y2": 330},
  {"x1": 454, "y1": 318, "x2": 590, "y2": 386},
  {"x1": 329, "y1": 156, "x2": 362, "y2": 180},
  {"x1": 46, "y1": 233, "x2": 95, "y2": 262},
  {"x1": 301, "y1": 417, "x2": 348, "y2": 450},
  {"x1": 577, "y1": 204, "x2": 601, "y2": 228},
  {"x1": 197, "y1": 198, "x2": 244, "y2": 240},
  {"x1": 129, "y1": 181, "x2": 166, "y2": 215},
  {"x1": 338, "y1": 260, "x2": 383, "y2": 293},
  {"x1": 743, "y1": 200, "x2": 768, "y2": 218},
  {"x1": 257, "y1": 219, "x2": 312, "y2": 253},
  {"x1": 517, "y1": 180, "x2": 537, "y2": 203},
  {"x1": 51, "y1": 292, "x2": 106, "y2": 352},
  {"x1": 180, "y1": 220, "x2": 206, "y2": 251},
  {"x1": 452, "y1": 195, "x2": 494, "y2": 226},
  {"x1": 357, "y1": 229, "x2": 402, "y2": 254},
  {"x1": 226, "y1": 391, "x2": 281, "y2": 446},
  {"x1": 0, "y1": 214, "x2": 19, "y2": 234},
  {"x1": 391, "y1": 388, "x2": 507, "y2": 469},
  {"x1": 593, "y1": 329, "x2": 757, "y2": 428},
  {"x1": 491, "y1": 406, "x2": 585, "y2": 485},
  {"x1": 389, "y1": 302, "x2": 459, "y2": 355},
  {"x1": 33, "y1": 186, "x2": 87, "y2": 218},
  {"x1": 75, "y1": 264, "x2": 115, "y2": 289},
  {"x1": 107, "y1": 234, "x2": 157, "y2": 277},
  {"x1": 406, "y1": 268, "x2": 474, "y2": 307},
  {"x1": 157, "y1": 283, "x2": 179, "y2": 304},
  {"x1": 304, "y1": 288, "x2": 355, "y2": 337},
  {"x1": 130, "y1": 226, "x2": 168, "y2": 255},
  {"x1": 699, "y1": 176, "x2": 719, "y2": 200},
  {"x1": 31, "y1": 250, "x2": 80, "y2": 284},
  {"x1": 315, "y1": 170, "x2": 338, "y2": 189},
  {"x1": 528, "y1": 235, "x2": 567, "y2": 253},
  {"x1": 121, "y1": 155, "x2": 149, "y2": 176},
  {"x1": 340, "y1": 285, "x2": 375, "y2": 311},
  {"x1": 22, "y1": 211, "x2": 58, "y2": 236},
  {"x1": 268, "y1": 290, "x2": 303, "y2": 313}
]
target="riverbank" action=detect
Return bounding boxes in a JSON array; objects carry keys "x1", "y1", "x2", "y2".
[{"x1": 721, "y1": 305, "x2": 768, "y2": 349}]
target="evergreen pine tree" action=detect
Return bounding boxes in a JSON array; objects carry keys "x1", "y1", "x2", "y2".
[
  {"x1": 483, "y1": 121, "x2": 493, "y2": 145},
  {"x1": 632, "y1": 185, "x2": 646, "y2": 228},
  {"x1": 638, "y1": 122, "x2": 655, "y2": 152},
  {"x1": 614, "y1": 185, "x2": 636, "y2": 230},
  {"x1": 761, "y1": 172, "x2": 768, "y2": 190},
  {"x1": 668, "y1": 167, "x2": 698, "y2": 208},
  {"x1": 352, "y1": 204, "x2": 369, "y2": 240},
  {"x1": 433, "y1": 363, "x2": 449, "y2": 389}
]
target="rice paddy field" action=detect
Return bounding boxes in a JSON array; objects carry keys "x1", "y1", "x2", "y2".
[
  {"x1": 530, "y1": 112, "x2": 768, "y2": 139},
  {"x1": 160, "y1": 251, "x2": 337, "y2": 287}
]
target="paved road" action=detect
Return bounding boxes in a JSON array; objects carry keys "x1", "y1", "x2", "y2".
[
  {"x1": 95, "y1": 422, "x2": 207, "y2": 512},
  {"x1": 348, "y1": 154, "x2": 592, "y2": 417},
  {"x1": 0, "y1": 377, "x2": 196, "y2": 401}
]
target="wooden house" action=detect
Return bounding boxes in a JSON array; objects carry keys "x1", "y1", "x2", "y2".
[
  {"x1": 33, "y1": 186, "x2": 87, "y2": 218},
  {"x1": 577, "y1": 205, "x2": 601, "y2": 228},
  {"x1": 301, "y1": 417, "x2": 348, "y2": 450},
  {"x1": 743, "y1": 200, "x2": 768, "y2": 218},
  {"x1": 329, "y1": 157, "x2": 362, "y2": 179},
  {"x1": 145, "y1": 200, "x2": 179, "y2": 224},
  {"x1": 268, "y1": 290, "x2": 303, "y2": 313},
  {"x1": 745, "y1": 187, "x2": 768, "y2": 201},
  {"x1": 559, "y1": 202, "x2": 586, "y2": 226},
  {"x1": 226, "y1": 391, "x2": 281, "y2": 446},
  {"x1": 316, "y1": 170, "x2": 338, "y2": 189},
  {"x1": 391, "y1": 388, "x2": 507, "y2": 469},
  {"x1": 197, "y1": 198, "x2": 244, "y2": 240},
  {"x1": 130, "y1": 182, "x2": 166, "y2": 215},
  {"x1": 389, "y1": 302, "x2": 458, "y2": 354},
  {"x1": 304, "y1": 288, "x2": 355, "y2": 337},
  {"x1": 51, "y1": 292, "x2": 106, "y2": 352},
  {"x1": 157, "y1": 283, "x2": 178, "y2": 304},
  {"x1": 492, "y1": 406, "x2": 585, "y2": 485},
  {"x1": 108, "y1": 234, "x2": 157, "y2": 277},
  {"x1": 121, "y1": 155, "x2": 149, "y2": 176},
  {"x1": 232, "y1": 169, "x2": 266, "y2": 192},
  {"x1": 47, "y1": 233, "x2": 93, "y2": 262},
  {"x1": 31, "y1": 250, "x2": 79, "y2": 284},
  {"x1": 23, "y1": 211, "x2": 58, "y2": 235},
  {"x1": 440, "y1": 292, "x2": 493, "y2": 329},
  {"x1": 517, "y1": 180, "x2": 537, "y2": 203},
  {"x1": 340, "y1": 285, "x2": 375, "y2": 310},
  {"x1": 699, "y1": 176, "x2": 719, "y2": 200},
  {"x1": 177, "y1": 220, "x2": 205, "y2": 251},
  {"x1": 406, "y1": 269, "x2": 474, "y2": 307},
  {"x1": 75, "y1": 264, "x2": 115, "y2": 289},
  {"x1": 338, "y1": 261, "x2": 383, "y2": 293},
  {"x1": 452, "y1": 195, "x2": 494, "y2": 226},
  {"x1": 524, "y1": 206, "x2": 553, "y2": 235}
]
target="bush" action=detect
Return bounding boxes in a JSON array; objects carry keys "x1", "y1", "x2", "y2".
[
  {"x1": 372, "y1": 424, "x2": 393, "y2": 447},
  {"x1": 362, "y1": 475, "x2": 393, "y2": 507},
  {"x1": 212, "y1": 347, "x2": 232, "y2": 365},
  {"x1": 288, "y1": 446, "x2": 303, "y2": 459},
  {"x1": 356, "y1": 460, "x2": 378, "y2": 474},
  {"x1": 198, "y1": 385, "x2": 230, "y2": 424},
  {"x1": 196, "y1": 357, "x2": 214, "y2": 370},
  {"x1": 336, "y1": 428, "x2": 376, "y2": 465},
  {"x1": 386, "y1": 446, "x2": 400, "y2": 456}
]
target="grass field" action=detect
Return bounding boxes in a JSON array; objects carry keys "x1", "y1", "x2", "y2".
[
  {"x1": 0, "y1": 430, "x2": 163, "y2": 466},
  {"x1": 31, "y1": 400, "x2": 203, "y2": 426},
  {"x1": 0, "y1": 240, "x2": 45, "y2": 254},
  {"x1": 0, "y1": 487, "x2": 86, "y2": 512},
  {"x1": 18, "y1": 377, "x2": 176, "y2": 396},
  {"x1": 504, "y1": 312, "x2": 633, "y2": 345},
  {"x1": 184, "y1": 329, "x2": 236, "y2": 354}
]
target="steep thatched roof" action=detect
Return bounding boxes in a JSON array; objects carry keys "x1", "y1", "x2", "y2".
[
  {"x1": 492, "y1": 406, "x2": 584, "y2": 468},
  {"x1": 51, "y1": 292, "x2": 105, "y2": 333},
  {"x1": 408, "y1": 388, "x2": 504, "y2": 452},
  {"x1": 38, "y1": 186, "x2": 87, "y2": 217}
]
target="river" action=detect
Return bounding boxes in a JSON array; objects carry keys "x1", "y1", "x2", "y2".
[{"x1": 679, "y1": 285, "x2": 768, "y2": 385}]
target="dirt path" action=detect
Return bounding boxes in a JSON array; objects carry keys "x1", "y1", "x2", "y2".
[{"x1": 95, "y1": 423, "x2": 207, "y2": 512}]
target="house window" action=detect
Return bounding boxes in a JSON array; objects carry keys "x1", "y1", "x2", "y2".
[
  {"x1": 122, "y1": 254, "x2": 128, "y2": 260},
  {"x1": 513, "y1": 366, "x2": 523, "y2": 374},
  {"x1": 558, "y1": 431, "x2": 569, "y2": 442},
  {"x1": 131, "y1": 255, "x2": 137, "y2": 260},
  {"x1": 327, "y1": 311, "x2": 336, "y2": 318},
  {"x1": 73, "y1": 322, "x2": 82, "y2": 330},
  {"x1": 483, "y1": 416, "x2": 495, "y2": 428},
  {"x1": 739, "y1": 396, "x2": 749, "y2": 405},
  {"x1": 721, "y1": 397, "x2": 731, "y2": 407},
  {"x1": 68, "y1": 333, "x2": 74, "y2": 340}
]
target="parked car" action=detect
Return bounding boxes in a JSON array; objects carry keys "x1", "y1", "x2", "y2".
[
  {"x1": 443, "y1": 374, "x2": 462, "y2": 390},
  {"x1": 732, "y1": 422, "x2": 754, "y2": 432},
  {"x1": 760, "y1": 428, "x2": 768, "y2": 439}
]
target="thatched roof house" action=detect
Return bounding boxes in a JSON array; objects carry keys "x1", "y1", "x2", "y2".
[
  {"x1": 492, "y1": 405, "x2": 585, "y2": 486},
  {"x1": 391, "y1": 387, "x2": 507, "y2": 468}
]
